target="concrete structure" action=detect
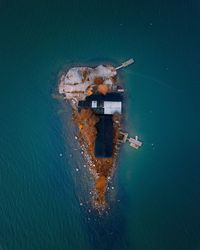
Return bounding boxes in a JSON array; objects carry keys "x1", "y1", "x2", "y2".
[
  {"x1": 119, "y1": 131, "x2": 129, "y2": 143},
  {"x1": 118, "y1": 131, "x2": 142, "y2": 150},
  {"x1": 128, "y1": 137, "x2": 142, "y2": 149},
  {"x1": 116, "y1": 58, "x2": 134, "y2": 70}
]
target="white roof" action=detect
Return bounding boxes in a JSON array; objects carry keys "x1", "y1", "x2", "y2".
[
  {"x1": 92, "y1": 101, "x2": 97, "y2": 108},
  {"x1": 103, "y1": 101, "x2": 122, "y2": 115}
]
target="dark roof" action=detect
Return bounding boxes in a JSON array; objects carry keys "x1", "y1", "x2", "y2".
[
  {"x1": 95, "y1": 115, "x2": 113, "y2": 158},
  {"x1": 86, "y1": 93, "x2": 123, "y2": 102},
  {"x1": 78, "y1": 93, "x2": 122, "y2": 158},
  {"x1": 78, "y1": 93, "x2": 123, "y2": 115}
]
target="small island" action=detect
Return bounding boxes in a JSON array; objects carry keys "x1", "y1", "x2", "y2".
[{"x1": 58, "y1": 59, "x2": 142, "y2": 208}]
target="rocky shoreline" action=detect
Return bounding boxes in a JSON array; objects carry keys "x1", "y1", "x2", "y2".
[
  {"x1": 58, "y1": 61, "x2": 133, "y2": 208},
  {"x1": 72, "y1": 107, "x2": 121, "y2": 206}
]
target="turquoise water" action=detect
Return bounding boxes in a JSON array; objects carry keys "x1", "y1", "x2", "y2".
[{"x1": 0, "y1": 1, "x2": 200, "y2": 249}]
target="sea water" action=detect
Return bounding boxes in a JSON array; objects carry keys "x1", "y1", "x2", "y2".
[{"x1": 0, "y1": 1, "x2": 200, "y2": 249}]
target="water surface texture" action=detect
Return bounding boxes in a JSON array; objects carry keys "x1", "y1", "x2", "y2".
[{"x1": 0, "y1": 1, "x2": 200, "y2": 250}]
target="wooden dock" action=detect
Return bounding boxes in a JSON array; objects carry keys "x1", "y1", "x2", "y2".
[
  {"x1": 128, "y1": 136, "x2": 142, "y2": 149},
  {"x1": 119, "y1": 131, "x2": 142, "y2": 150},
  {"x1": 119, "y1": 131, "x2": 129, "y2": 143}
]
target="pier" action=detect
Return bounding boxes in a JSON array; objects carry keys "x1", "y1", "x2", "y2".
[
  {"x1": 119, "y1": 131, "x2": 142, "y2": 150},
  {"x1": 116, "y1": 58, "x2": 135, "y2": 70},
  {"x1": 128, "y1": 136, "x2": 142, "y2": 149}
]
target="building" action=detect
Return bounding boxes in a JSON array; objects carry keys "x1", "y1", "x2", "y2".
[
  {"x1": 78, "y1": 93, "x2": 123, "y2": 115},
  {"x1": 78, "y1": 93, "x2": 123, "y2": 158},
  {"x1": 95, "y1": 115, "x2": 113, "y2": 157}
]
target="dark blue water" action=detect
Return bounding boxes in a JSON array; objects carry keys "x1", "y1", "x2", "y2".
[{"x1": 0, "y1": 1, "x2": 200, "y2": 249}]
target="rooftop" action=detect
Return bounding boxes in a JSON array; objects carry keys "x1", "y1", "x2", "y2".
[
  {"x1": 95, "y1": 115, "x2": 113, "y2": 158},
  {"x1": 78, "y1": 93, "x2": 123, "y2": 115}
]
